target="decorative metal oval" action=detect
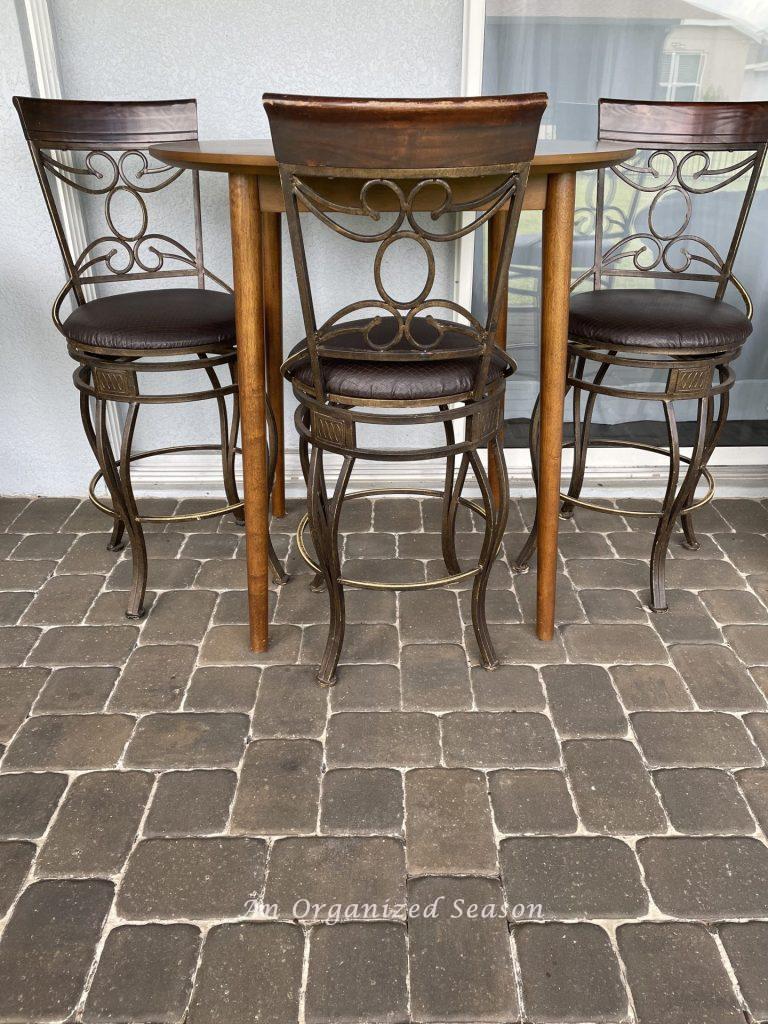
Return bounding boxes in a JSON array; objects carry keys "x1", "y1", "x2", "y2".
[
  {"x1": 647, "y1": 185, "x2": 692, "y2": 242},
  {"x1": 373, "y1": 231, "x2": 435, "y2": 310},
  {"x1": 105, "y1": 185, "x2": 149, "y2": 243}
]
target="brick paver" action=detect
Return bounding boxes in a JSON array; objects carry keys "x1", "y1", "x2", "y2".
[
  {"x1": 82, "y1": 923, "x2": 201, "y2": 1024},
  {"x1": 617, "y1": 922, "x2": 744, "y2": 1024},
  {"x1": 1, "y1": 495, "x2": 767, "y2": 1021},
  {"x1": 230, "y1": 738, "x2": 323, "y2": 834},
  {"x1": 719, "y1": 921, "x2": 768, "y2": 1021},
  {"x1": 36, "y1": 770, "x2": 152, "y2": 876},
  {"x1": 404, "y1": 767, "x2": 497, "y2": 875},
  {"x1": 305, "y1": 922, "x2": 408, "y2": 1023},
  {"x1": 117, "y1": 837, "x2": 268, "y2": 920},
  {"x1": 408, "y1": 875, "x2": 517, "y2": 1023},
  {"x1": 187, "y1": 923, "x2": 304, "y2": 1024},
  {"x1": 563, "y1": 738, "x2": 667, "y2": 834},
  {"x1": 515, "y1": 922, "x2": 628, "y2": 1022}
]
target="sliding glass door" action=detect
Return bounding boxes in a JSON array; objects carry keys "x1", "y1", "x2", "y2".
[{"x1": 470, "y1": 0, "x2": 768, "y2": 457}]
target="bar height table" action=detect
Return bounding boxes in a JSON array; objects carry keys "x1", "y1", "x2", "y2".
[{"x1": 150, "y1": 138, "x2": 634, "y2": 651}]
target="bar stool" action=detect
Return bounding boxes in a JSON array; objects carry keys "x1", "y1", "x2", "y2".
[
  {"x1": 265, "y1": 92, "x2": 546, "y2": 684},
  {"x1": 514, "y1": 98, "x2": 768, "y2": 610},
  {"x1": 14, "y1": 96, "x2": 286, "y2": 618}
]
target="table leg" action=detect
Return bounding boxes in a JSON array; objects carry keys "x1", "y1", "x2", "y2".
[
  {"x1": 536, "y1": 171, "x2": 576, "y2": 641},
  {"x1": 487, "y1": 210, "x2": 509, "y2": 505},
  {"x1": 262, "y1": 211, "x2": 285, "y2": 517},
  {"x1": 229, "y1": 174, "x2": 269, "y2": 651}
]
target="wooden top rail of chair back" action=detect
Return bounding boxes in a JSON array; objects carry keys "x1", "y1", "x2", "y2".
[
  {"x1": 264, "y1": 93, "x2": 547, "y2": 173},
  {"x1": 13, "y1": 97, "x2": 199, "y2": 150},
  {"x1": 598, "y1": 98, "x2": 768, "y2": 149}
]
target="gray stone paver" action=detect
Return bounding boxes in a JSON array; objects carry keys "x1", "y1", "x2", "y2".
[{"x1": 0, "y1": 495, "x2": 767, "y2": 1023}]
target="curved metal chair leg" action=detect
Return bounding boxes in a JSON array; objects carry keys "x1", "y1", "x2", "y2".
[
  {"x1": 117, "y1": 402, "x2": 149, "y2": 618},
  {"x1": 95, "y1": 399, "x2": 148, "y2": 619},
  {"x1": 681, "y1": 366, "x2": 728, "y2": 550},
  {"x1": 266, "y1": 391, "x2": 288, "y2": 585},
  {"x1": 560, "y1": 355, "x2": 611, "y2": 520},
  {"x1": 559, "y1": 354, "x2": 584, "y2": 520},
  {"x1": 108, "y1": 517, "x2": 127, "y2": 552},
  {"x1": 297, "y1": 407, "x2": 328, "y2": 594},
  {"x1": 443, "y1": 451, "x2": 470, "y2": 577},
  {"x1": 511, "y1": 393, "x2": 541, "y2": 573},
  {"x1": 649, "y1": 402, "x2": 681, "y2": 611},
  {"x1": 649, "y1": 398, "x2": 708, "y2": 611},
  {"x1": 441, "y1": 406, "x2": 461, "y2": 575},
  {"x1": 469, "y1": 442, "x2": 506, "y2": 669},
  {"x1": 80, "y1": 386, "x2": 126, "y2": 552},
  {"x1": 651, "y1": 395, "x2": 708, "y2": 610},
  {"x1": 680, "y1": 395, "x2": 711, "y2": 551},
  {"x1": 680, "y1": 497, "x2": 701, "y2": 552},
  {"x1": 308, "y1": 448, "x2": 352, "y2": 686},
  {"x1": 203, "y1": 356, "x2": 242, "y2": 524},
  {"x1": 488, "y1": 437, "x2": 511, "y2": 562},
  {"x1": 226, "y1": 361, "x2": 245, "y2": 526},
  {"x1": 298, "y1": 407, "x2": 311, "y2": 486}
]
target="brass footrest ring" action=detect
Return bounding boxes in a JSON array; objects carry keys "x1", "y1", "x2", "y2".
[
  {"x1": 88, "y1": 444, "x2": 244, "y2": 523},
  {"x1": 296, "y1": 487, "x2": 487, "y2": 592},
  {"x1": 560, "y1": 439, "x2": 715, "y2": 518}
]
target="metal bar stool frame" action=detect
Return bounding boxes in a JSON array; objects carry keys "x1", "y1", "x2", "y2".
[
  {"x1": 514, "y1": 98, "x2": 768, "y2": 610},
  {"x1": 265, "y1": 92, "x2": 547, "y2": 685},
  {"x1": 15, "y1": 96, "x2": 286, "y2": 618}
]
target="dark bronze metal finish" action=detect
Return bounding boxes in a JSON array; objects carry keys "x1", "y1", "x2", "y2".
[
  {"x1": 15, "y1": 97, "x2": 286, "y2": 617},
  {"x1": 513, "y1": 99, "x2": 768, "y2": 610},
  {"x1": 266, "y1": 92, "x2": 546, "y2": 685}
]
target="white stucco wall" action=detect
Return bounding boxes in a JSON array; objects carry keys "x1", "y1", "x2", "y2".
[
  {"x1": 0, "y1": 0, "x2": 98, "y2": 494},
  {"x1": 0, "y1": 0, "x2": 464, "y2": 495}
]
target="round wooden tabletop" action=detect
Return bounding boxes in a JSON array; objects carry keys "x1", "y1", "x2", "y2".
[{"x1": 150, "y1": 138, "x2": 635, "y2": 176}]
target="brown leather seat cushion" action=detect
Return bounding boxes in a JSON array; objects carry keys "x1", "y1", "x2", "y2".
[
  {"x1": 569, "y1": 288, "x2": 752, "y2": 352},
  {"x1": 286, "y1": 317, "x2": 509, "y2": 402},
  {"x1": 63, "y1": 288, "x2": 236, "y2": 350}
]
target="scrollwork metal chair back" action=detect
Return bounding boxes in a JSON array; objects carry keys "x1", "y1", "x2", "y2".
[
  {"x1": 282, "y1": 173, "x2": 520, "y2": 404},
  {"x1": 267, "y1": 94, "x2": 547, "y2": 408},
  {"x1": 576, "y1": 98, "x2": 768, "y2": 317},
  {"x1": 13, "y1": 97, "x2": 228, "y2": 330}
]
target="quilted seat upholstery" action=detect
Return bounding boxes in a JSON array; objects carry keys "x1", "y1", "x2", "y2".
[
  {"x1": 569, "y1": 288, "x2": 751, "y2": 352},
  {"x1": 63, "y1": 288, "x2": 236, "y2": 350},
  {"x1": 285, "y1": 317, "x2": 510, "y2": 402}
]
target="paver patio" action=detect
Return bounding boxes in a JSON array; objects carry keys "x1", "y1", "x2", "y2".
[{"x1": 1, "y1": 493, "x2": 767, "y2": 1022}]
